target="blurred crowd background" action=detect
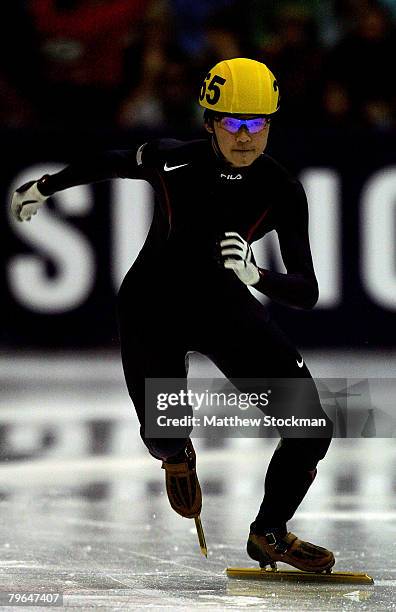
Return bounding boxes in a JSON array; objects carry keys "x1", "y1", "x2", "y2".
[{"x1": 2, "y1": 0, "x2": 396, "y2": 133}]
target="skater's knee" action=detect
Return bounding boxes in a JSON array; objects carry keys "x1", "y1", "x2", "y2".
[
  {"x1": 277, "y1": 434, "x2": 332, "y2": 470},
  {"x1": 306, "y1": 434, "x2": 332, "y2": 467},
  {"x1": 314, "y1": 434, "x2": 332, "y2": 462},
  {"x1": 301, "y1": 430, "x2": 332, "y2": 466}
]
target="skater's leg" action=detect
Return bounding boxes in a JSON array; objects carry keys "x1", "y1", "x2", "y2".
[
  {"x1": 117, "y1": 275, "x2": 202, "y2": 518},
  {"x1": 250, "y1": 436, "x2": 332, "y2": 535},
  {"x1": 206, "y1": 313, "x2": 333, "y2": 532},
  {"x1": 206, "y1": 313, "x2": 334, "y2": 571},
  {"x1": 117, "y1": 276, "x2": 191, "y2": 461}
]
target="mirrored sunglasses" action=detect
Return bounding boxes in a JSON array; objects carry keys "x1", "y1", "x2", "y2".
[{"x1": 219, "y1": 116, "x2": 270, "y2": 134}]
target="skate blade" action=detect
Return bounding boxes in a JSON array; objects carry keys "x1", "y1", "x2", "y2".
[
  {"x1": 226, "y1": 567, "x2": 374, "y2": 584},
  {"x1": 194, "y1": 516, "x2": 207, "y2": 558}
]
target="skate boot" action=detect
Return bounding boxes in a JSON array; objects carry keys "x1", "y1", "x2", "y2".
[
  {"x1": 162, "y1": 440, "x2": 202, "y2": 518},
  {"x1": 247, "y1": 530, "x2": 335, "y2": 573}
]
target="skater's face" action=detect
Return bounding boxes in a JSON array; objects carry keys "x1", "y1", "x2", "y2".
[{"x1": 206, "y1": 115, "x2": 270, "y2": 167}]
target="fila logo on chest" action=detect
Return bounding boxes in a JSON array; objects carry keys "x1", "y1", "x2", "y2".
[{"x1": 220, "y1": 173, "x2": 242, "y2": 180}]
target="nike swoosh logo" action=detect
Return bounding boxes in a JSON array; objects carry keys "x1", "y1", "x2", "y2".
[
  {"x1": 296, "y1": 358, "x2": 304, "y2": 368},
  {"x1": 164, "y1": 162, "x2": 189, "y2": 172}
]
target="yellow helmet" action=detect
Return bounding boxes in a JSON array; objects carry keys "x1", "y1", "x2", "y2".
[{"x1": 199, "y1": 58, "x2": 279, "y2": 115}]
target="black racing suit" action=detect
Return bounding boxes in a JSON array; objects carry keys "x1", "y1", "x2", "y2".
[{"x1": 40, "y1": 138, "x2": 333, "y2": 535}]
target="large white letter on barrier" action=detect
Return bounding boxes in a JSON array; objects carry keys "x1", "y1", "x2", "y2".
[
  {"x1": 300, "y1": 169, "x2": 341, "y2": 308},
  {"x1": 8, "y1": 164, "x2": 95, "y2": 313},
  {"x1": 361, "y1": 167, "x2": 396, "y2": 309},
  {"x1": 112, "y1": 179, "x2": 154, "y2": 291}
]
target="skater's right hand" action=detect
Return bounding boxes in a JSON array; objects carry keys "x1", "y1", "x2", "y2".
[{"x1": 11, "y1": 176, "x2": 50, "y2": 222}]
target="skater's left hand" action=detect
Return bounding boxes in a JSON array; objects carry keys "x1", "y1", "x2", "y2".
[{"x1": 219, "y1": 231, "x2": 260, "y2": 286}]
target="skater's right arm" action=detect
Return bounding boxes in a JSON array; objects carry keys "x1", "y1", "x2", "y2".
[
  {"x1": 10, "y1": 147, "x2": 145, "y2": 222},
  {"x1": 10, "y1": 139, "x2": 182, "y2": 222},
  {"x1": 38, "y1": 146, "x2": 149, "y2": 195}
]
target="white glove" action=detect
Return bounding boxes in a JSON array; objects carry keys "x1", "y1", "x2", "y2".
[
  {"x1": 11, "y1": 178, "x2": 49, "y2": 222},
  {"x1": 220, "y1": 231, "x2": 260, "y2": 286}
]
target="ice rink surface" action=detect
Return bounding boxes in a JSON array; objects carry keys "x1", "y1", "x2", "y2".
[{"x1": 0, "y1": 350, "x2": 395, "y2": 610}]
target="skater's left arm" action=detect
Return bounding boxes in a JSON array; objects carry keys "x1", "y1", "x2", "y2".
[
  {"x1": 219, "y1": 180, "x2": 318, "y2": 309},
  {"x1": 254, "y1": 180, "x2": 319, "y2": 309}
]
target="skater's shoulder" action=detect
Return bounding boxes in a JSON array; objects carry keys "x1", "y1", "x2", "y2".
[
  {"x1": 142, "y1": 138, "x2": 208, "y2": 169},
  {"x1": 259, "y1": 153, "x2": 298, "y2": 186},
  {"x1": 259, "y1": 154, "x2": 306, "y2": 206},
  {"x1": 257, "y1": 155, "x2": 307, "y2": 223}
]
